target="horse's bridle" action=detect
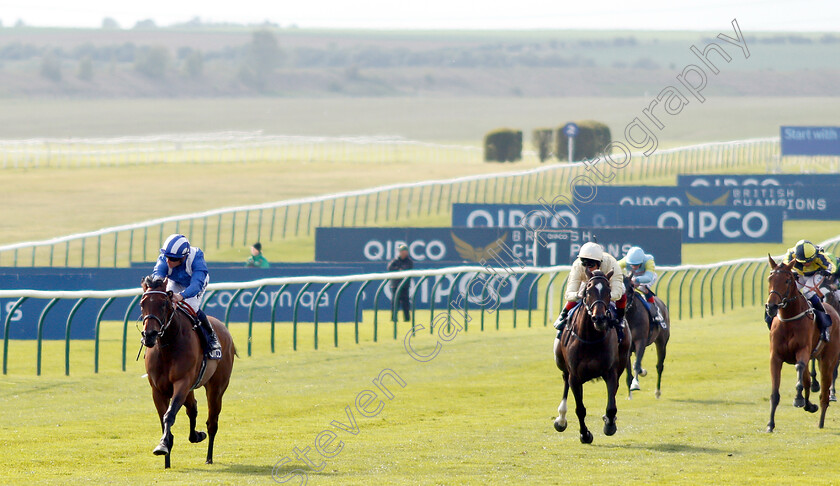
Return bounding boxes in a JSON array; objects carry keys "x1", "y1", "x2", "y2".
[
  {"x1": 140, "y1": 290, "x2": 175, "y2": 344},
  {"x1": 767, "y1": 269, "x2": 799, "y2": 310},
  {"x1": 583, "y1": 275, "x2": 611, "y2": 318}
]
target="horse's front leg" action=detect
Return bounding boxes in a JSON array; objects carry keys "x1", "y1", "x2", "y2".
[
  {"x1": 570, "y1": 377, "x2": 592, "y2": 444},
  {"x1": 767, "y1": 354, "x2": 782, "y2": 433},
  {"x1": 554, "y1": 370, "x2": 570, "y2": 433},
  {"x1": 630, "y1": 341, "x2": 645, "y2": 391},
  {"x1": 151, "y1": 388, "x2": 173, "y2": 468},
  {"x1": 603, "y1": 369, "x2": 619, "y2": 436},
  {"x1": 154, "y1": 380, "x2": 191, "y2": 458}
]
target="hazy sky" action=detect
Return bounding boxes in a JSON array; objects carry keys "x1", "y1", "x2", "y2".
[{"x1": 0, "y1": 0, "x2": 837, "y2": 30}]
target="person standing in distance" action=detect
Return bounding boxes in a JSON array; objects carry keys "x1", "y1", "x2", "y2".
[
  {"x1": 388, "y1": 244, "x2": 414, "y2": 322},
  {"x1": 245, "y1": 242, "x2": 270, "y2": 268}
]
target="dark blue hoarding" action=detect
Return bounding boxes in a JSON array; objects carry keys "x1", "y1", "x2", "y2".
[
  {"x1": 781, "y1": 126, "x2": 840, "y2": 156},
  {"x1": 316, "y1": 225, "x2": 681, "y2": 266},
  {"x1": 451, "y1": 203, "x2": 783, "y2": 243},
  {"x1": 584, "y1": 185, "x2": 840, "y2": 220},
  {"x1": 677, "y1": 173, "x2": 840, "y2": 187}
]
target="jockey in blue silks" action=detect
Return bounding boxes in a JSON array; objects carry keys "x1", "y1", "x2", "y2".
[
  {"x1": 618, "y1": 246, "x2": 666, "y2": 329},
  {"x1": 152, "y1": 233, "x2": 221, "y2": 359}
]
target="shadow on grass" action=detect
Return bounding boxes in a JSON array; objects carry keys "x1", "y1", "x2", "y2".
[
  {"x1": 668, "y1": 398, "x2": 754, "y2": 406},
  {"x1": 598, "y1": 442, "x2": 727, "y2": 454},
  {"x1": 176, "y1": 462, "x2": 343, "y2": 478}
]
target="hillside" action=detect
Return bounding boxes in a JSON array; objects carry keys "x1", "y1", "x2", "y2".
[{"x1": 0, "y1": 26, "x2": 837, "y2": 97}]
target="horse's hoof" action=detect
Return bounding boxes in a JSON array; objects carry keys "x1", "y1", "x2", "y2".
[
  {"x1": 766, "y1": 425, "x2": 774, "y2": 433},
  {"x1": 580, "y1": 430, "x2": 593, "y2": 444},
  {"x1": 830, "y1": 393, "x2": 837, "y2": 402},
  {"x1": 794, "y1": 396, "x2": 805, "y2": 408},
  {"x1": 603, "y1": 416, "x2": 617, "y2": 436},
  {"x1": 805, "y1": 403, "x2": 819, "y2": 413},
  {"x1": 153, "y1": 443, "x2": 169, "y2": 456},
  {"x1": 811, "y1": 381, "x2": 821, "y2": 393},
  {"x1": 206, "y1": 459, "x2": 213, "y2": 465},
  {"x1": 553, "y1": 419, "x2": 567, "y2": 433},
  {"x1": 630, "y1": 379, "x2": 641, "y2": 392},
  {"x1": 189, "y1": 431, "x2": 207, "y2": 443},
  {"x1": 655, "y1": 389, "x2": 661, "y2": 399},
  {"x1": 639, "y1": 368, "x2": 648, "y2": 377}
]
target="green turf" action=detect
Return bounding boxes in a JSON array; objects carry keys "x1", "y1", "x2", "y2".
[{"x1": 1, "y1": 304, "x2": 837, "y2": 484}]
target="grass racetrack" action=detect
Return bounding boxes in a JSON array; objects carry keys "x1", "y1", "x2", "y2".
[{"x1": 3, "y1": 304, "x2": 839, "y2": 484}]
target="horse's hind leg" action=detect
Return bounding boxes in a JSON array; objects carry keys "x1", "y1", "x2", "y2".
[
  {"x1": 204, "y1": 378, "x2": 231, "y2": 465},
  {"x1": 185, "y1": 391, "x2": 207, "y2": 444},
  {"x1": 832, "y1": 362, "x2": 839, "y2": 402},
  {"x1": 554, "y1": 371, "x2": 570, "y2": 433},
  {"x1": 625, "y1": 353, "x2": 634, "y2": 399},
  {"x1": 811, "y1": 358, "x2": 820, "y2": 393},
  {"x1": 818, "y1": 355, "x2": 836, "y2": 428},
  {"x1": 654, "y1": 336, "x2": 668, "y2": 399},
  {"x1": 570, "y1": 378, "x2": 592, "y2": 444},
  {"x1": 796, "y1": 358, "x2": 819, "y2": 413}
]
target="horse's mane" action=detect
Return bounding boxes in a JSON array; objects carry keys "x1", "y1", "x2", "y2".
[{"x1": 143, "y1": 275, "x2": 166, "y2": 290}]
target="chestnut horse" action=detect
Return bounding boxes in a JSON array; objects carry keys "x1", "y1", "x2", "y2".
[
  {"x1": 140, "y1": 276, "x2": 236, "y2": 468},
  {"x1": 622, "y1": 275, "x2": 670, "y2": 399},
  {"x1": 553, "y1": 269, "x2": 631, "y2": 443},
  {"x1": 765, "y1": 256, "x2": 840, "y2": 432}
]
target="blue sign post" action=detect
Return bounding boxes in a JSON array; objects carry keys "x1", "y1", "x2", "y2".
[
  {"x1": 780, "y1": 126, "x2": 840, "y2": 156},
  {"x1": 563, "y1": 122, "x2": 578, "y2": 162}
]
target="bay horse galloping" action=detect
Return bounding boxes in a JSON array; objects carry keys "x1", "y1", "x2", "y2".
[
  {"x1": 765, "y1": 256, "x2": 840, "y2": 432},
  {"x1": 554, "y1": 269, "x2": 631, "y2": 443},
  {"x1": 622, "y1": 275, "x2": 670, "y2": 399},
  {"x1": 140, "y1": 276, "x2": 237, "y2": 468}
]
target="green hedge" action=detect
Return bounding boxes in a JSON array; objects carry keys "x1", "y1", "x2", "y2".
[
  {"x1": 532, "y1": 128, "x2": 554, "y2": 163},
  {"x1": 556, "y1": 120, "x2": 611, "y2": 162},
  {"x1": 484, "y1": 128, "x2": 523, "y2": 162}
]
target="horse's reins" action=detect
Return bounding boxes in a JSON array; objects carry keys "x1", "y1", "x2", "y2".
[
  {"x1": 768, "y1": 270, "x2": 814, "y2": 323},
  {"x1": 566, "y1": 275, "x2": 613, "y2": 345},
  {"x1": 584, "y1": 275, "x2": 611, "y2": 317},
  {"x1": 139, "y1": 290, "x2": 176, "y2": 352}
]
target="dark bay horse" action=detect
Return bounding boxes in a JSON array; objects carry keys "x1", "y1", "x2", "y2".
[
  {"x1": 765, "y1": 256, "x2": 840, "y2": 432},
  {"x1": 140, "y1": 276, "x2": 237, "y2": 468},
  {"x1": 554, "y1": 269, "x2": 631, "y2": 443},
  {"x1": 622, "y1": 275, "x2": 670, "y2": 399}
]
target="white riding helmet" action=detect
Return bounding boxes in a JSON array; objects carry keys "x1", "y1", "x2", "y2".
[{"x1": 578, "y1": 242, "x2": 604, "y2": 262}]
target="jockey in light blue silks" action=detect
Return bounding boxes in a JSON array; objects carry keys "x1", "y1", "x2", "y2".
[
  {"x1": 618, "y1": 246, "x2": 666, "y2": 329},
  {"x1": 152, "y1": 233, "x2": 221, "y2": 359}
]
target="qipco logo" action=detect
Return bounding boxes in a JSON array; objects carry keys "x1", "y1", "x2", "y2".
[
  {"x1": 689, "y1": 177, "x2": 780, "y2": 187},
  {"x1": 657, "y1": 210, "x2": 769, "y2": 239},
  {"x1": 465, "y1": 208, "x2": 578, "y2": 228},
  {"x1": 363, "y1": 239, "x2": 446, "y2": 261},
  {"x1": 618, "y1": 196, "x2": 682, "y2": 206}
]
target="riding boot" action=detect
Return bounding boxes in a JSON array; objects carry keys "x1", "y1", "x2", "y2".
[
  {"x1": 613, "y1": 306, "x2": 626, "y2": 342},
  {"x1": 614, "y1": 305, "x2": 626, "y2": 325},
  {"x1": 764, "y1": 311, "x2": 774, "y2": 330},
  {"x1": 553, "y1": 308, "x2": 570, "y2": 332},
  {"x1": 197, "y1": 310, "x2": 222, "y2": 359},
  {"x1": 808, "y1": 294, "x2": 831, "y2": 343}
]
